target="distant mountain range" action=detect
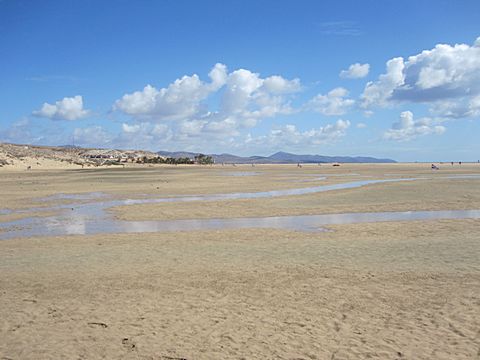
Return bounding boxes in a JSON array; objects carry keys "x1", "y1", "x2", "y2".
[{"x1": 157, "y1": 150, "x2": 396, "y2": 164}]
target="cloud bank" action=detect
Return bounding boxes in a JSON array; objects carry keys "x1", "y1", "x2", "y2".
[{"x1": 11, "y1": 37, "x2": 480, "y2": 154}]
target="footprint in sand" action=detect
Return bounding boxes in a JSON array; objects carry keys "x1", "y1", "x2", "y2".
[{"x1": 122, "y1": 337, "x2": 137, "y2": 351}]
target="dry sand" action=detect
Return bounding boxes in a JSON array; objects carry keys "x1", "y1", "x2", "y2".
[{"x1": 1, "y1": 164, "x2": 480, "y2": 359}]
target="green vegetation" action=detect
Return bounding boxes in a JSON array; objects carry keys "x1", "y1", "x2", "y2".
[
  {"x1": 136, "y1": 156, "x2": 194, "y2": 165},
  {"x1": 194, "y1": 154, "x2": 214, "y2": 164},
  {"x1": 133, "y1": 154, "x2": 213, "y2": 165}
]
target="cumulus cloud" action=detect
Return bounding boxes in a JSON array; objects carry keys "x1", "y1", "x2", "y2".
[
  {"x1": 306, "y1": 87, "x2": 355, "y2": 115},
  {"x1": 361, "y1": 58, "x2": 405, "y2": 108},
  {"x1": 340, "y1": 63, "x2": 370, "y2": 79},
  {"x1": 356, "y1": 122, "x2": 367, "y2": 128},
  {"x1": 113, "y1": 63, "x2": 301, "y2": 139},
  {"x1": 113, "y1": 73, "x2": 217, "y2": 121},
  {"x1": 262, "y1": 75, "x2": 302, "y2": 93},
  {"x1": 429, "y1": 95, "x2": 480, "y2": 118},
  {"x1": 33, "y1": 95, "x2": 90, "y2": 121},
  {"x1": 361, "y1": 37, "x2": 480, "y2": 118},
  {"x1": 383, "y1": 111, "x2": 446, "y2": 141}
]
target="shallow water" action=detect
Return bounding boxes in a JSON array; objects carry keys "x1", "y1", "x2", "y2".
[
  {"x1": 0, "y1": 178, "x2": 419, "y2": 216},
  {"x1": 1, "y1": 208, "x2": 480, "y2": 240},
  {"x1": 1, "y1": 175, "x2": 479, "y2": 240}
]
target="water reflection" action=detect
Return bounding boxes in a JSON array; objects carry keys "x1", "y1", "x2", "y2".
[
  {"x1": 1, "y1": 175, "x2": 480, "y2": 240},
  {"x1": 0, "y1": 178, "x2": 420, "y2": 216},
  {"x1": 2, "y1": 208, "x2": 480, "y2": 240}
]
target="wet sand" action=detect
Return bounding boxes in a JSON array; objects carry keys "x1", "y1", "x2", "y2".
[{"x1": 1, "y1": 163, "x2": 480, "y2": 359}]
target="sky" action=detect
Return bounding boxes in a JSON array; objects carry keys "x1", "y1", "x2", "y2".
[{"x1": 1, "y1": 0, "x2": 480, "y2": 161}]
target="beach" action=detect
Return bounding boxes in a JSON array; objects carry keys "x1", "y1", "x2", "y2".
[{"x1": 1, "y1": 163, "x2": 479, "y2": 359}]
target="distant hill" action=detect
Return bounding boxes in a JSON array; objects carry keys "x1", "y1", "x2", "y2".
[
  {"x1": 157, "y1": 150, "x2": 396, "y2": 164},
  {"x1": 0, "y1": 143, "x2": 161, "y2": 170}
]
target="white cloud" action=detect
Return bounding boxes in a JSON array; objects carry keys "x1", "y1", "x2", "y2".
[
  {"x1": 33, "y1": 95, "x2": 90, "y2": 121},
  {"x1": 178, "y1": 119, "x2": 207, "y2": 137},
  {"x1": 175, "y1": 117, "x2": 240, "y2": 139},
  {"x1": 73, "y1": 126, "x2": 113, "y2": 147},
  {"x1": 207, "y1": 63, "x2": 228, "y2": 91},
  {"x1": 356, "y1": 122, "x2": 367, "y2": 128},
  {"x1": 307, "y1": 87, "x2": 355, "y2": 115},
  {"x1": 114, "y1": 64, "x2": 301, "y2": 139},
  {"x1": 152, "y1": 123, "x2": 170, "y2": 136},
  {"x1": 217, "y1": 69, "x2": 300, "y2": 123},
  {"x1": 361, "y1": 37, "x2": 480, "y2": 119},
  {"x1": 114, "y1": 122, "x2": 173, "y2": 149},
  {"x1": 429, "y1": 94, "x2": 480, "y2": 118},
  {"x1": 220, "y1": 68, "x2": 264, "y2": 115},
  {"x1": 340, "y1": 63, "x2": 370, "y2": 79},
  {"x1": 361, "y1": 58, "x2": 405, "y2": 108},
  {"x1": 383, "y1": 111, "x2": 446, "y2": 141},
  {"x1": 113, "y1": 75, "x2": 213, "y2": 121},
  {"x1": 246, "y1": 119, "x2": 350, "y2": 148},
  {"x1": 122, "y1": 123, "x2": 141, "y2": 133},
  {"x1": 113, "y1": 63, "x2": 230, "y2": 122},
  {"x1": 262, "y1": 75, "x2": 302, "y2": 93}
]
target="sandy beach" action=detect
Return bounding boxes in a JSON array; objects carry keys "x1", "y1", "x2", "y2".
[
  {"x1": 1, "y1": 163, "x2": 479, "y2": 359},
  {"x1": 4, "y1": 1, "x2": 480, "y2": 358}
]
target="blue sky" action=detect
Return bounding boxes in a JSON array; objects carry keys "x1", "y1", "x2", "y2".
[{"x1": 1, "y1": 0, "x2": 480, "y2": 161}]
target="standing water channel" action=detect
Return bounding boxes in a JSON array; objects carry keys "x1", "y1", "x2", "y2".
[{"x1": 1, "y1": 177, "x2": 480, "y2": 240}]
